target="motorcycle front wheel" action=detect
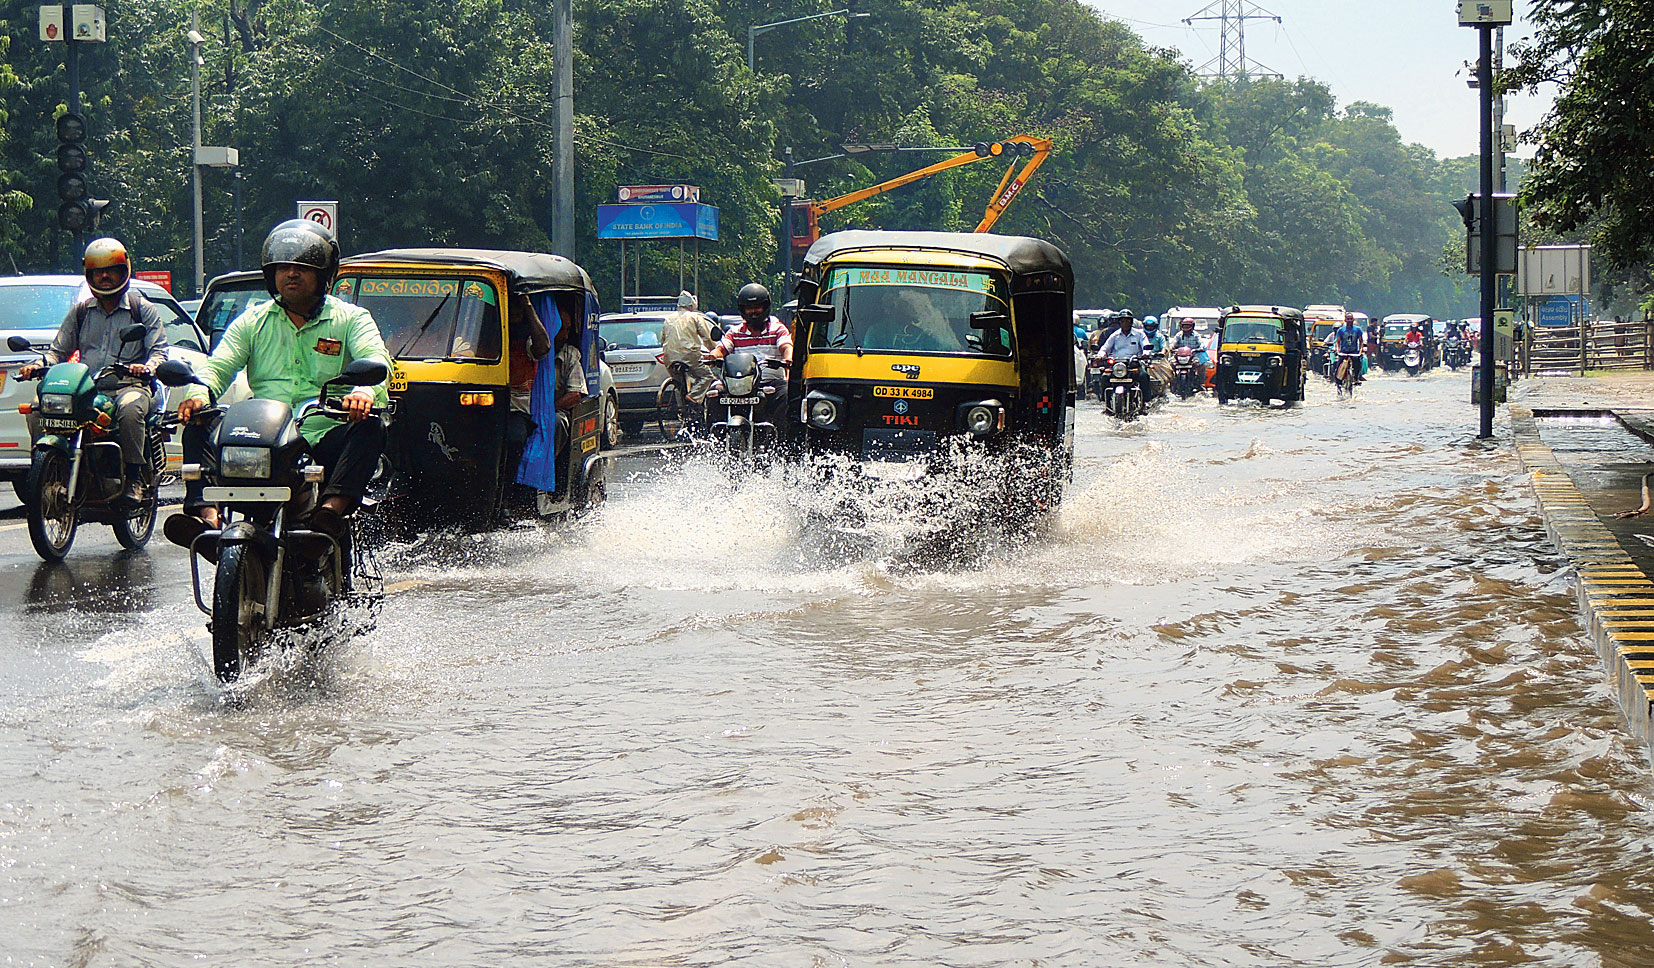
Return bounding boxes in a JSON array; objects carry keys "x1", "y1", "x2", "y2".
[
  {"x1": 26, "y1": 448, "x2": 77, "y2": 561},
  {"x1": 213, "y1": 543, "x2": 269, "y2": 683},
  {"x1": 113, "y1": 434, "x2": 161, "y2": 550}
]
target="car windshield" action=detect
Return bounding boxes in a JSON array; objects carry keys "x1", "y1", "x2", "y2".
[
  {"x1": 199, "y1": 282, "x2": 267, "y2": 340},
  {"x1": 334, "y1": 275, "x2": 501, "y2": 362},
  {"x1": 600, "y1": 318, "x2": 664, "y2": 350},
  {"x1": 0, "y1": 284, "x2": 78, "y2": 330},
  {"x1": 811, "y1": 265, "x2": 1013, "y2": 355},
  {"x1": 1223, "y1": 319, "x2": 1284, "y2": 344}
]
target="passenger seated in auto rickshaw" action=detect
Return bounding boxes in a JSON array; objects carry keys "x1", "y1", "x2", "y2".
[
  {"x1": 506, "y1": 292, "x2": 552, "y2": 475},
  {"x1": 550, "y1": 324, "x2": 585, "y2": 487}
]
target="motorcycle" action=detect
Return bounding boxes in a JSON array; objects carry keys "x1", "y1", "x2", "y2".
[
  {"x1": 706, "y1": 351, "x2": 787, "y2": 467},
  {"x1": 155, "y1": 357, "x2": 389, "y2": 684},
  {"x1": 1100, "y1": 357, "x2": 1144, "y2": 421},
  {"x1": 1085, "y1": 355, "x2": 1110, "y2": 401},
  {"x1": 8, "y1": 327, "x2": 167, "y2": 561},
  {"x1": 1404, "y1": 343, "x2": 1424, "y2": 377},
  {"x1": 1170, "y1": 346, "x2": 1203, "y2": 399},
  {"x1": 1442, "y1": 337, "x2": 1470, "y2": 370}
]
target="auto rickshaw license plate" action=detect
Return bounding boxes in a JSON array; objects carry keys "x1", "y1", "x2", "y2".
[
  {"x1": 389, "y1": 365, "x2": 408, "y2": 393},
  {"x1": 722, "y1": 395, "x2": 762, "y2": 406},
  {"x1": 1237, "y1": 371, "x2": 1263, "y2": 384},
  {"x1": 873, "y1": 386, "x2": 934, "y2": 399}
]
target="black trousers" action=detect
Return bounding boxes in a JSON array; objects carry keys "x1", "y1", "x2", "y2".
[{"x1": 184, "y1": 416, "x2": 385, "y2": 511}]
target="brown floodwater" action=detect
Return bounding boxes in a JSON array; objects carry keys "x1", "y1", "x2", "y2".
[{"x1": 4, "y1": 368, "x2": 1653, "y2": 967}]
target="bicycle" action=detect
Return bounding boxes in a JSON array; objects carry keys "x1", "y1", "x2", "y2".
[{"x1": 1335, "y1": 353, "x2": 1361, "y2": 400}]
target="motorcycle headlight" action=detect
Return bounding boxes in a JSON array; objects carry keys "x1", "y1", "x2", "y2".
[
  {"x1": 964, "y1": 404, "x2": 1000, "y2": 436},
  {"x1": 220, "y1": 445, "x2": 273, "y2": 479},
  {"x1": 41, "y1": 392, "x2": 73, "y2": 415},
  {"x1": 1111, "y1": 362, "x2": 1127, "y2": 379},
  {"x1": 807, "y1": 398, "x2": 839, "y2": 428},
  {"x1": 725, "y1": 373, "x2": 756, "y2": 397}
]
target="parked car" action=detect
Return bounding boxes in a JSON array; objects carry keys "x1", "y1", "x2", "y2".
[
  {"x1": 0, "y1": 276, "x2": 251, "y2": 500},
  {"x1": 597, "y1": 313, "x2": 670, "y2": 436},
  {"x1": 195, "y1": 269, "x2": 265, "y2": 349}
]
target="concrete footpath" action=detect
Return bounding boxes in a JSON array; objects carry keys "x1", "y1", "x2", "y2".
[{"x1": 1510, "y1": 371, "x2": 1654, "y2": 762}]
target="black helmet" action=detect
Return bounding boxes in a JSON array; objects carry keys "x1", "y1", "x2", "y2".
[
  {"x1": 1116, "y1": 309, "x2": 1135, "y2": 324},
  {"x1": 736, "y1": 283, "x2": 771, "y2": 311},
  {"x1": 260, "y1": 218, "x2": 341, "y2": 296}
]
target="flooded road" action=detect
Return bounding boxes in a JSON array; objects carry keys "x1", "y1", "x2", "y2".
[{"x1": 6, "y1": 369, "x2": 1654, "y2": 966}]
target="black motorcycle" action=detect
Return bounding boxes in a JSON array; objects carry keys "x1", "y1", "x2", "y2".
[
  {"x1": 156, "y1": 357, "x2": 388, "y2": 683},
  {"x1": 1100, "y1": 357, "x2": 1145, "y2": 421},
  {"x1": 8, "y1": 327, "x2": 167, "y2": 561},
  {"x1": 706, "y1": 352, "x2": 787, "y2": 467},
  {"x1": 1442, "y1": 337, "x2": 1470, "y2": 370}
]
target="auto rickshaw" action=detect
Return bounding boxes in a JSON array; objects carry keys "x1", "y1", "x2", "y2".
[
  {"x1": 792, "y1": 230, "x2": 1075, "y2": 509},
  {"x1": 1308, "y1": 319, "x2": 1339, "y2": 378},
  {"x1": 1379, "y1": 313, "x2": 1432, "y2": 372},
  {"x1": 332, "y1": 248, "x2": 606, "y2": 530},
  {"x1": 1213, "y1": 305, "x2": 1307, "y2": 405}
]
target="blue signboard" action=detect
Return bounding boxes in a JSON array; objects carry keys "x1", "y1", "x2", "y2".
[
  {"x1": 596, "y1": 203, "x2": 719, "y2": 241},
  {"x1": 1536, "y1": 294, "x2": 1585, "y2": 327}
]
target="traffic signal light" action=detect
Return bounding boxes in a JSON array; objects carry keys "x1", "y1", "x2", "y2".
[
  {"x1": 1452, "y1": 193, "x2": 1518, "y2": 274},
  {"x1": 55, "y1": 111, "x2": 107, "y2": 231},
  {"x1": 973, "y1": 140, "x2": 1039, "y2": 159}
]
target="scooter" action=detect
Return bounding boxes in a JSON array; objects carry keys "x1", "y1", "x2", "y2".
[
  {"x1": 156, "y1": 357, "x2": 388, "y2": 684},
  {"x1": 706, "y1": 352, "x2": 787, "y2": 467},
  {"x1": 1404, "y1": 344, "x2": 1424, "y2": 377},
  {"x1": 1101, "y1": 357, "x2": 1144, "y2": 421},
  {"x1": 8, "y1": 327, "x2": 168, "y2": 561}
]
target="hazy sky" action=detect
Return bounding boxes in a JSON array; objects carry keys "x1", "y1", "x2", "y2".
[{"x1": 1084, "y1": 0, "x2": 1553, "y2": 159}]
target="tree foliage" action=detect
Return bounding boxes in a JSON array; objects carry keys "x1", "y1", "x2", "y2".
[{"x1": 0, "y1": 0, "x2": 1476, "y2": 316}]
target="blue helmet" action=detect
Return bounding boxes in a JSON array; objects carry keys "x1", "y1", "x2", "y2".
[{"x1": 1143, "y1": 315, "x2": 1159, "y2": 330}]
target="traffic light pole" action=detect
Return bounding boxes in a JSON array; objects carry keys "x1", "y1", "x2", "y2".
[
  {"x1": 63, "y1": 3, "x2": 82, "y2": 259},
  {"x1": 1477, "y1": 24, "x2": 1496, "y2": 438}
]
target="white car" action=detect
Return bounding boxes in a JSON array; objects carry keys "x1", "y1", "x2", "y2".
[{"x1": 0, "y1": 276, "x2": 251, "y2": 499}]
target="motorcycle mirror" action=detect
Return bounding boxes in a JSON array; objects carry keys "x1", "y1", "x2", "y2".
[
  {"x1": 6, "y1": 335, "x2": 33, "y2": 353},
  {"x1": 118, "y1": 323, "x2": 146, "y2": 344},
  {"x1": 336, "y1": 359, "x2": 390, "y2": 387},
  {"x1": 154, "y1": 359, "x2": 199, "y2": 387}
]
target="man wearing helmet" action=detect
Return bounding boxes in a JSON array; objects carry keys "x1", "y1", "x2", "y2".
[
  {"x1": 166, "y1": 219, "x2": 390, "y2": 546},
  {"x1": 1096, "y1": 310, "x2": 1154, "y2": 401},
  {"x1": 20, "y1": 238, "x2": 170, "y2": 504},
  {"x1": 708, "y1": 283, "x2": 793, "y2": 425},
  {"x1": 1172, "y1": 317, "x2": 1207, "y2": 366},
  {"x1": 1141, "y1": 315, "x2": 1165, "y2": 356}
]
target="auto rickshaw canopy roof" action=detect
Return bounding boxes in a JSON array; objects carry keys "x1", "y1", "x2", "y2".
[
  {"x1": 1223, "y1": 304, "x2": 1305, "y2": 322},
  {"x1": 341, "y1": 247, "x2": 595, "y2": 294},
  {"x1": 801, "y1": 230, "x2": 1072, "y2": 286}
]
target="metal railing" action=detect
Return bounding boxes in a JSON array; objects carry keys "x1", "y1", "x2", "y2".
[{"x1": 1522, "y1": 318, "x2": 1654, "y2": 374}]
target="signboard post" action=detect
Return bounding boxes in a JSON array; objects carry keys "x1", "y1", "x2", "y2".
[{"x1": 296, "y1": 200, "x2": 338, "y2": 236}]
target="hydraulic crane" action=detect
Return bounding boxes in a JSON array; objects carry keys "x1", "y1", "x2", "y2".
[{"x1": 790, "y1": 135, "x2": 1053, "y2": 251}]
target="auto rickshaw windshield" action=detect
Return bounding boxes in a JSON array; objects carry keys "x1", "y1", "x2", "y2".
[
  {"x1": 333, "y1": 275, "x2": 502, "y2": 361},
  {"x1": 1223, "y1": 318, "x2": 1284, "y2": 344},
  {"x1": 1383, "y1": 323, "x2": 1412, "y2": 339},
  {"x1": 809, "y1": 265, "x2": 1013, "y2": 356}
]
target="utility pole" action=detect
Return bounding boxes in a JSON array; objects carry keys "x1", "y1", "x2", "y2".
[
  {"x1": 190, "y1": 11, "x2": 204, "y2": 294},
  {"x1": 1183, "y1": 0, "x2": 1282, "y2": 81},
  {"x1": 550, "y1": 0, "x2": 574, "y2": 259}
]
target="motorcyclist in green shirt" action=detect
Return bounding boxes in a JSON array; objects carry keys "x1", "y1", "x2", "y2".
[{"x1": 164, "y1": 219, "x2": 390, "y2": 548}]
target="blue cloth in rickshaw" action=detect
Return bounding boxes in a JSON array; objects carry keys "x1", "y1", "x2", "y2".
[{"x1": 514, "y1": 294, "x2": 563, "y2": 492}]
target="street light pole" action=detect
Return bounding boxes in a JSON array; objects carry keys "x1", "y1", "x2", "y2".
[
  {"x1": 550, "y1": 0, "x2": 574, "y2": 259},
  {"x1": 190, "y1": 12, "x2": 205, "y2": 295},
  {"x1": 1477, "y1": 23, "x2": 1496, "y2": 438},
  {"x1": 747, "y1": 8, "x2": 869, "y2": 71}
]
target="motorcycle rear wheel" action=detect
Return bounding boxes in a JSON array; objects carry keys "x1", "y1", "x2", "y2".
[
  {"x1": 212, "y1": 543, "x2": 269, "y2": 683},
  {"x1": 26, "y1": 448, "x2": 77, "y2": 561},
  {"x1": 113, "y1": 434, "x2": 161, "y2": 550}
]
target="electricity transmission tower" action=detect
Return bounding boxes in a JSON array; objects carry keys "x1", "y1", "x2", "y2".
[{"x1": 1182, "y1": 0, "x2": 1283, "y2": 81}]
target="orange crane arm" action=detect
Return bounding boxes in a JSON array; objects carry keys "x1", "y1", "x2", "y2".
[
  {"x1": 809, "y1": 148, "x2": 991, "y2": 220},
  {"x1": 974, "y1": 136, "x2": 1052, "y2": 233}
]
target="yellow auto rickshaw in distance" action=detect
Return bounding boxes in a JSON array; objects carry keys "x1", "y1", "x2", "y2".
[
  {"x1": 1213, "y1": 305, "x2": 1307, "y2": 405},
  {"x1": 791, "y1": 230, "x2": 1075, "y2": 512},
  {"x1": 333, "y1": 248, "x2": 606, "y2": 530}
]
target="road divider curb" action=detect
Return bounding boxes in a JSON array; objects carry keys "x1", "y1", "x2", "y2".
[{"x1": 1513, "y1": 404, "x2": 1654, "y2": 766}]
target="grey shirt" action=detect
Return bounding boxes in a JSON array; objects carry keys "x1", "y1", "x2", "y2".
[{"x1": 47, "y1": 288, "x2": 170, "y2": 378}]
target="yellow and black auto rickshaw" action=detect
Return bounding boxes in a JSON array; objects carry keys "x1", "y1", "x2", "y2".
[
  {"x1": 1213, "y1": 305, "x2": 1307, "y2": 405},
  {"x1": 333, "y1": 248, "x2": 606, "y2": 529},
  {"x1": 790, "y1": 230, "x2": 1076, "y2": 510}
]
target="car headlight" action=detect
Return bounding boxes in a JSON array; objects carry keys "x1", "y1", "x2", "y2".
[
  {"x1": 964, "y1": 405, "x2": 999, "y2": 436},
  {"x1": 1111, "y1": 362, "x2": 1127, "y2": 378},
  {"x1": 220, "y1": 445, "x2": 273, "y2": 479},
  {"x1": 808, "y1": 398, "x2": 838, "y2": 428},
  {"x1": 41, "y1": 392, "x2": 73, "y2": 415},
  {"x1": 1219, "y1": 354, "x2": 1233, "y2": 367}
]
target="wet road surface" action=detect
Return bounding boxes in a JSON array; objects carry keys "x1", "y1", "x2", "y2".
[{"x1": 6, "y1": 370, "x2": 1654, "y2": 966}]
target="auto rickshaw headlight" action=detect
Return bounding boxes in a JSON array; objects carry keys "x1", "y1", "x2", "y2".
[
  {"x1": 41, "y1": 392, "x2": 73, "y2": 415},
  {"x1": 220, "y1": 445, "x2": 273, "y2": 479},
  {"x1": 1111, "y1": 362, "x2": 1127, "y2": 379},
  {"x1": 807, "y1": 398, "x2": 839, "y2": 428},
  {"x1": 1268, "y1": 355, "x2": 1284, "y2": 368},
  {"x1": 1219, "y1": 353, "x2": 1234, "y2": 367},
  {"x1": 964, "y1": 404, "x2": 1002, "y2": 436}
]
